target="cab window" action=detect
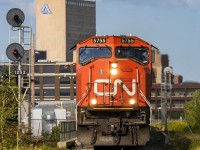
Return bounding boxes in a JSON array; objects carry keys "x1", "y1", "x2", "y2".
[
  {"x1": 79, "y1": 47, "x2": 111, "y2": 65},
  {"x1": 115, "y1": 47, "x2": 148, "y2": 64}
]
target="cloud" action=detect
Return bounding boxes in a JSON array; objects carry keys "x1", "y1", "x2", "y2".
[
  {"x1": 170, "y1": 0, "x2": 200, "y2": 8},
  {"x1": 185, "y1": 0, "x2": 200, "y2": 8}
]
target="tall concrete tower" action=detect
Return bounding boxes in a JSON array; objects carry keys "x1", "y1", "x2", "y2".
[{"x1": 36, "y1": 0, "x2": 96, "y2": 62}]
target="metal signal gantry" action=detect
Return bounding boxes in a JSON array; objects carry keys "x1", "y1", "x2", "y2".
[{"x1": 161, "y1": 67, "x2": 173, "y2": 131}]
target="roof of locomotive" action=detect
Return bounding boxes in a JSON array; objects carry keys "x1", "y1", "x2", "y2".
[
  {"x1": 79, "y1": 35, "x2": 150, "y2": 45},
  {"x1": 70, "y1": 35, "x2": 152, "y2": 50}
]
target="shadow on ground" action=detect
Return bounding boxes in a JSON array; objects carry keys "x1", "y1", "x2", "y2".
[{"x1": 94, "y1": 128, "x2": 192, "y2": 150}]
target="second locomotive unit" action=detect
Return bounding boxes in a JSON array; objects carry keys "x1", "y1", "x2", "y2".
[{"x1": 75, "y1": 35, "x2": 153, "y2": 146}]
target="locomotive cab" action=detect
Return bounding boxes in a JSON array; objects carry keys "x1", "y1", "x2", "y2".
[{"x1": 75, "y1": 36, "x2": 153, "y2": 146}]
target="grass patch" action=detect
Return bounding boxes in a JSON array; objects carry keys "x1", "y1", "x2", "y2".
[{"x1": 151, "y1": 120, "x2": 200, "y2": 150}]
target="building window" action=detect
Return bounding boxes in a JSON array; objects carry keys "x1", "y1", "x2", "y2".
[
  {"x1": 43, "y1": 65, "x2": 54, "y2": 73},
  {"x1": 60, "y1": 89, "x2": 70, "y2": 96},
  {"x1": 151, "y1": 90, "x2": 156, "y2": 97},
  {"x1": 157, "y1": 90, "x2": 161, "y2": 97},
  {"x1": 60, "y1": 77, "x2": 70, "y2": 84},
  {"x1": 67, "y1": 1, "x2": 95, "y2": 7},
  {"x1": 34, "y1": 77, "x2": 40, "y2": 84},
  {"x1": 44, "y1": 89, "x2": 55, "y2": 96},
  {"x1": 172, "y1": 89, "x2": 185, "y2": 97},
  {"x1": 35, "y1": 89, "x2": 40, "y2": 96},
  {"x1": 59, "y1": 65, "x2": 71, "y2": 73},
  {"x1": 186, "y1": 89, "x2": 195, "y2": 97},
  {"x1": 173, "y1": 100, "x2": 184, "y2": 108},
  {"x1": 43, "y1": 77, "x2": 55, "y2": 84},
  {"x1": 35, "y1": 65, "x2": 40, "y2": 73}
]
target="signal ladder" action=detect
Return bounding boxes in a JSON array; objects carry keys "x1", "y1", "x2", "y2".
[{"x1": 9, "y1": 26, "x2": 32, "y2": 93}]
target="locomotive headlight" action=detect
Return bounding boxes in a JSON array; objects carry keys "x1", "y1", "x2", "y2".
[
  {"x1": 110, "y1": 63, "x2": 118, "y2": 75},
  {"x1": 111, "y1": 63, "x2": 117, "y2": 68},
  {"x1": 91, "y1": 99, "x2": 97, "y2": 105},
  {"x1": 111, "y1": 68, "x2": 118, "y2": 75},
  {"x1": 129, "y1": 99, "x2": 136, "y2": 105}
]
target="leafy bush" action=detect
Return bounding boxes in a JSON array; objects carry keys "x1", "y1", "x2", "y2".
[
  {"x1": 50, "y1": 126, "x2": 60, "y2": 142},
  {"x1": 0, "y1": 67, "x2": 18, "y2": 149},
  {"x1": 184, "y1": 90, "x2": 200, "y2": 133},
  {"x1": 167, "y1": 120, "x2": 188, "y2": 132},
  {"x1": 41, "y1": 126, "x2": 60, "y2": 148}
]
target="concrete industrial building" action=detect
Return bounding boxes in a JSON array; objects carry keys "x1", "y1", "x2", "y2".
[
  {"x1": 36, "y1": 0, "x2": 96, "y2": 62},
  {"x1": 151, "y1": 82, "x2": 200, "y2": 119},
  {"x1": 150, "y1": 47, "x2": 196, "y2": 119}
]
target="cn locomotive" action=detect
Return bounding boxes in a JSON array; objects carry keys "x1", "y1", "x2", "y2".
[{"x1": 75, "y1": 35, "x2": 153, "y2": 146}]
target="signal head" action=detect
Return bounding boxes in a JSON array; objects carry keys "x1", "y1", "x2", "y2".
[
  {"x1": 6, "y1": 43, "x2": 24, "y2": 61},
  {"x1": 6, "y1": 8, "x2": 25, "y2": 27}
]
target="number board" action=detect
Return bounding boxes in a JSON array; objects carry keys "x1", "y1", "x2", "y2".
[
  {"x1": 14, "y1": 70, "x2": 27, "y2": 75},
  {"x1": 121, "y1": 38, "x2": 134, "y2": 44},
  {"x1": 93, "y1": 38, "x2": 106, "y2": 43}
]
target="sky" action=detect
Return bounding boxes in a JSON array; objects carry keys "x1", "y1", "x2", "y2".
[{"x1": 0, "y1": 0, "x2": 200, "y2": 82}]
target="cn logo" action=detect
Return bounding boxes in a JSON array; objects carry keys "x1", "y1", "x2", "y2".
[
  {"x1": 41, "y1": 4, "x2": 52, "y2": 14},
  {"x1": 94, "y1": 79, "x2": 136, "y2": 96}
]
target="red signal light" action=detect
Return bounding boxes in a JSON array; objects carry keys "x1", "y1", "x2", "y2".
[{"x1": 13, "y1": 49, "x2": 18, "y2": 55}]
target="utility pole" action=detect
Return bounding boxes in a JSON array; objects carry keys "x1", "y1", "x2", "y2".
[
  {"x1": 18, "y1": 27, "x2": 22, "y2": 125},
  {"x1": 29, "y1": 33, "x2": 35, "y2": 133},
  {"x1": 31, "y1": 34, "x2": 35, "y2": 107}
]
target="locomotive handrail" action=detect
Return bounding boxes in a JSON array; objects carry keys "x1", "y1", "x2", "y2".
[
  {"x1": 136, "y1": 67, "x2": 152, "y2": 127},
  {"x1": 138, "y1": 84, "x2": 152, "y2": 128},
  {"x1": 138, "y1": 87, "x2": 151, "y2": 107},
  {"x1": 75, "y1": 90, "x2": 90, "y2": 130}
]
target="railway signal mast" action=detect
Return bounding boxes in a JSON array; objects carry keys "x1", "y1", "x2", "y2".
[
  {"x1": 6, "y1": 8, "x2": 25, "y2": 125},
  {"x1": 161, "y1": 67, "x2": 172, "y2": 132}
]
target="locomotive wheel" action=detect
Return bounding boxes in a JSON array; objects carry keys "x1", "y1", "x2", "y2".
[
  {"x1": 77, "y1": 126, "x2": 149, "y2": 147},
  {"x1": 113, "y1": 133, "x2": 121, "y2": 145},
  {"x1": 91, "y1": 128, "x2": 97, "y2": 145}
]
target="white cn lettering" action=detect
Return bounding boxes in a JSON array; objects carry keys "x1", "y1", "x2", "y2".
[
  {"x1": 94, "y1": 79, "x2": 136, "y2": 96},
  {"x1": 94, "y1": 79, "x2": 110, "y2": 96}
]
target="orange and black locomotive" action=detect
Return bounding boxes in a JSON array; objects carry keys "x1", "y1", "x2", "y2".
[{"x1": 75, "y1": 35, "x2": 153, "y2": 146}]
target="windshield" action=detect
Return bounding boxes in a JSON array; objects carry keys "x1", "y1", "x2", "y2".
[
  {"x1": 115, "y1": 47, "x2": 148, "y2": 63},
  {"x1": 79, "y1": 47, "x2": 112, "y2": 64}
]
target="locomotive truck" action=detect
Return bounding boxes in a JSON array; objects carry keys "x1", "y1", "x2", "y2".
[{"x1": 75, "y1": 35, "x2": 154, "y2": 146}]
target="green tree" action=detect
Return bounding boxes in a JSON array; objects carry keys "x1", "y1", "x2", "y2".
[
  {"x1": 184, "y1": 90, "x2": 200, "y2": 133},
  {"x1": 0, "y1": 66, "x2": 18, "y2": 149}
]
